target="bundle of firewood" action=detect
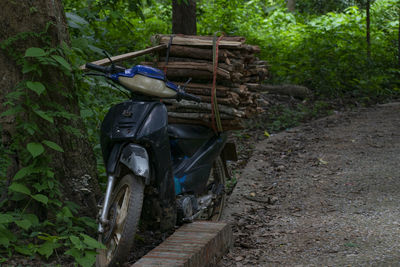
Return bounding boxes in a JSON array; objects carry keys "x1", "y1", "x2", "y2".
[{"x1": 144, "y1": 34, "x2": 268, "y2": 130}]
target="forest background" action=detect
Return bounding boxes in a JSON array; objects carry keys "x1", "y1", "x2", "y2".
[{"x1": 0, "y1": 0, "x2": 399, "y2": 266}]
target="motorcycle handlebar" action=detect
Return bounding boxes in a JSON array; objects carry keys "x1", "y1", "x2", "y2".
[
  {"x1": 85, "y1": 62, "x2": 200, "y2": 102},
  {"x1": 85, "y1": 62, "x2": 126, "y2": 74},
  {"x1": 178, "y1": 91, "x2": 201, "y2": 102},
  {"x1": 86, "y1": 63, "x2": 108, "y2": 73}
]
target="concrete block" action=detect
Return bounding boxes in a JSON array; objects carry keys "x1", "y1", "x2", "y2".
[{"x1": 132, "y1": 221, "x2": 233, "y2": 267}]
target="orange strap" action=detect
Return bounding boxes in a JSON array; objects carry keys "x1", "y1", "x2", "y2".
[
  {"x1": 164, "y1": 35, "x2": 174, "y2": 75},
  {"x1": 211, "y1": 34, "x2": 224, "y2": 133}
]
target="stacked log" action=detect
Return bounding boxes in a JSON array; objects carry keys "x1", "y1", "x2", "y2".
[{"x1": 145, "y1": 34, "x2": 268, "y2": 130}]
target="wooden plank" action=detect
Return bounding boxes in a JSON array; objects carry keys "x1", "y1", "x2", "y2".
[
  {"x1": 80, "y1": 44, "x2": 167, "y2": 70},
  {"x1": 156, "y1": 36, "x2": 243, "y2": 48},
  {"x1": 154, "y1": 34, "x2": 246, "y2": 43}
]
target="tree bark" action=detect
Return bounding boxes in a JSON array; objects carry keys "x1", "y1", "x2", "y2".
[
  {"x1": 366, "y1": 0, "x2": 371, "y2": 59},
  {"x1": 0, "y1": 0, "x2": 100, "y2": 216},
  {"x1": 172, "y1": 0, "x2": 197, "y2": 35},
  {"x1": 287, "y1": 0, "x2": 296, "y2": 12}
]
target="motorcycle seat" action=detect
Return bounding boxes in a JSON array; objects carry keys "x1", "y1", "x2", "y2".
[{"x1": 167, "y1": 124, "x2": 214, "y2": 140}]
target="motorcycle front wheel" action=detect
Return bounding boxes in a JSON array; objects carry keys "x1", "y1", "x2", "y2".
[{"x1": 96, "y1": 174, "x2": 144, "y2": 267}]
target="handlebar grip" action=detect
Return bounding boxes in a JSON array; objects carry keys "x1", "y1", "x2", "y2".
[
  {"x1": 85, "y1": 63, "x2": 108, "y2": 73},
  {"x1": 181, "y1": 92, "x2": 201, "y2": 102}
]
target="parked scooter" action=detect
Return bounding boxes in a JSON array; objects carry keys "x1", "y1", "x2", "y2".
[{"x1": 84, "y1": 55, "x2": 236, "y2": 266}]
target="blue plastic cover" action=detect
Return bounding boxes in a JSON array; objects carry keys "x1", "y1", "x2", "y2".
[{"x1": 111, "y1": 65, "x2": 178, "y2": 91}]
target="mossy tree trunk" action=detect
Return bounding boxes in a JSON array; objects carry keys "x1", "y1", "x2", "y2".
[
  {"x1": 287, "y1": 0, "x2": 296, "y2": 12},
  {"x1": 366, "y1": 0, "x2": 371, "y2": 59},
  {"x1": 0, "y1": 0, "x2": 100, "y2": 216},
  {"x1": 172, "y1": 0, "x2": 197, "y2": 35}
]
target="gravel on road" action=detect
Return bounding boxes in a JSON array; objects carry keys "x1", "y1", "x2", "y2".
[{"x1": 220, "y1": 103, "x2": 400, "y2": 266}]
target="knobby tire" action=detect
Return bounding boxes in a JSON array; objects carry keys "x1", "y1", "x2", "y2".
[{"x1": 96, "y1": 174, "x2": 144, "y2": 267}]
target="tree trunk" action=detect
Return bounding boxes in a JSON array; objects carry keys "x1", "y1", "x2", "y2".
[
  {"x1": 246, "y1": 84, "x2": 312, "y2": 99},
  {"x1": 172, "y1": 0, "x2": 197, "y2": 35},
  {"x1": 366, "y1": 0, "x2": 371, "y2": 59},
  {"x1": 287, "y1": 0, "x2": 296, "y2": 12},
  {"x1": 0, "y1": 0, "x2": 100, "y2": 216}
]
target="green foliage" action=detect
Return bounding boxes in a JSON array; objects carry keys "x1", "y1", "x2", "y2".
[
  {"x1": 60, "y1": 1, "x2": 173, "y2": 185},
  {"x1": 296, "y1": 0, "x2": 359, "y2": 14},
  {"x1": 0, "y1": 33, "x2": 101, "y2": 265},
  {"x1": 63, "y1": 0, "x2": 170, "y2": 59},
  {"x1": 198, "y1": 0, "x2": 400, "y2": 100},
  {"x1": 2, "y1": 0, "x2": 398, "y2": 264},
  {"x1": 248, "y1": 100, "x2": 333, "y2": 132}
]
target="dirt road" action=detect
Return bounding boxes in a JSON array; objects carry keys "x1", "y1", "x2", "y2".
[{"x1": 220, "y1": 103, "x2": 400, "y2": 266}]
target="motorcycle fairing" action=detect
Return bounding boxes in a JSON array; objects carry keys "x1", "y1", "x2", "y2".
[
  {"x1": 167, "y1": 124, "x2": 214, "y2": 140},
  {"x1": 168, "y1": 124, "x2": 214, "y2": 157},
  {"x1": 170, "y1": 127, "x2": 228, "y2": 195},
  {"x1": 119, "y1": 144, "x2": 150, "y2": 184},
  {"x1": 101, "y1": 100, "x2": 174, "y2": 186},
  {"x1": 101, "y1": 100, "x2": 159, "y2": 171},
  {"x1": 100, "y1": 100, "x2": 176, "y2": 231}
]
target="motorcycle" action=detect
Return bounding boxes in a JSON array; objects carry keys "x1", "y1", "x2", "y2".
[{"x1": 84, "y1": 55, "x2": 236, "y2": 266}]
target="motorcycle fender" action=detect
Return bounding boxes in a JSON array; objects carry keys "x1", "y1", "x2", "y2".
[{"x1": 120, "y1": 144, "x2": 150, "y2": 184}]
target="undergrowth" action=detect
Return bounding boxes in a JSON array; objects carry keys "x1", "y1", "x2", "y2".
[{"x1": 0, "y1": 28, "x2": 104, "y2": 267}]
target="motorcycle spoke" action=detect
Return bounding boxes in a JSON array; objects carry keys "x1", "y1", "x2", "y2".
[
  {"x1": 113, "y1": 234, "x2": 121, "y2": 246},
  {"x1": 107, "y1": 238, "x2": 116, "y2": 262},
  {"x1": 96, "y1": 175, "x2": 144, "y2": 266},
  {"x1": 116, "y1": 188, "x2": 129, "y2": 227}
]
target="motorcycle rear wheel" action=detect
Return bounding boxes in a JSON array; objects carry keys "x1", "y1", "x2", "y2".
[
  {"x1": 201, "y1": 156, "x2": 227, "y2": 221},
  {"x1": 96, "y1": 174, "x2": 144, "y2": 267}
]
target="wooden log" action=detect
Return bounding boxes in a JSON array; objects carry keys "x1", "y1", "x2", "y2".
[
  {"x1": 242, "y1": 44, "x2": 261, "y2": 53},
  {"x1": 197, "y1": 95, "x2": 240, "y2": 107},
  {"x1": 158, "y1": 45, "x2": 233, "y2": 61},
  {"x1": 160, "y1": 56, "x2": 210, "y2": 64},
  {"x1": 174, "y1": 82, "x2": 231, "y2": 91},
  {"x1": 164, "y1": 69, "x2": 215, "y2": 81},
  {"x1": 168, "y1": 112, "x2": 235, "y2": 120},
  {"x1": 80, "y1": 44, "x2": 167, "y2": 70},
  {"x1": 253, "y1": 60, "x2": 268, "y2": 65},
  {"x1": 164, "y1": 99, "x2": 245, "y2": 117},
  {"x1": 246, "y1": 83, "x2": 312, "y2": 99},
  {"x1": 242, "y1": 76, "x2": 260, "y2": 83},
  {"x1": 244, "y1": 68, "x2": 268, "y2": 76},
  {"x1": 181, "y1": 88, "x2": 241, "y2": 102},
  {"x1": 247, "y1": 64, "x2": 268, "y2": 69},
  {"x1": 158, "y1": 57, "x2": 242, "y2": 72},
  {"x1": 155, "y1": 35, "x2": 243, "y2": 48},
  {"x1": 141, "y1": 61, "x2": 231, "y2": 80},
  {"x1": 224, "y1": 49, "x2": 241, "y2": 59},
  {"x1": 231, "y1": 72, "x2": 243, "y2": 82},
  {"x1": 229, "y1": 85, "x2": 250, "y2": 97},
  {"x1": 167, "y1": 117, "x2": 244, "y2": 131},
  {"x1": 174, "y1": 82, "x2": 251, "y2": 98},
  {"x1": 153, "y1": 34, "x2": 247, "y2": 43},
  {"x1": 229, "y1": 58, "x2": 245, "y2": 65},
  {"x1": 183, "y1": 87, "x2": 228, "y2": 97}
]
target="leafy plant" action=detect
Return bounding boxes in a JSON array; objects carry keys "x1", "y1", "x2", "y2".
[
  {"x1": 0, "y1": 33, "x2": 103, "y2": 265},
  {"x1": 198, "y1": 0, "x2": 399, "y2": 100}
]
